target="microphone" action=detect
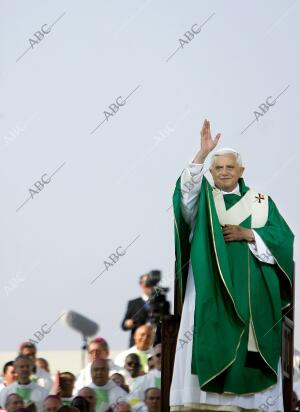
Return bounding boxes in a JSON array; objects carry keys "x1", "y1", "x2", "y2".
[{"x1": 63, "y1": 311, "x2": 99, "y2": 337}]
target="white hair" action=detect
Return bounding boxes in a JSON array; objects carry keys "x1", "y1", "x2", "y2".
[{"x1": 210, "y1": 148, "x2": 243, "y2": 167}]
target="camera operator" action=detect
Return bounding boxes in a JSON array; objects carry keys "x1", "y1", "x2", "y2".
[{"x1": 121, "y1": 274, "x2": 152, "y2": 348}]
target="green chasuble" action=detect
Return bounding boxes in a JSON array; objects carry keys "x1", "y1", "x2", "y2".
[{"x1": 173, "y1": 176, "x2": 294, "y2": 395}]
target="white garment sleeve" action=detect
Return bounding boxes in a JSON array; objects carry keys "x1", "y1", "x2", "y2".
[
  {"x1": 248, "y1": 231, "x2": 275, "y2": 264},
  {"x1": 180, "y1": 163, "x2": 204, "y2": 228}
]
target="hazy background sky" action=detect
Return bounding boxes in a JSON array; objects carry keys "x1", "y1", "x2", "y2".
[{"x1": 0, "y1": 0, "x2": 299, "y2": 353}]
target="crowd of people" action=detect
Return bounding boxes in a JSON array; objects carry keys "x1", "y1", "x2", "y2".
[{"x1": 0, "y1": 274, "x2": 161, "y2": 412}]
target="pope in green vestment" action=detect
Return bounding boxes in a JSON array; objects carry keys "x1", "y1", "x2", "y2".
[
  {"x1": 173, "y1": 175, "x2": 293, "y2": 395},
  {"x1": 170, "y1": 120, "x2": 294, "y2": 407}
]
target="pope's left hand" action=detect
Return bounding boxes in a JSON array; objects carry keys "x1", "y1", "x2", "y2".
[{"x1": 222, "y1": 225, "x2": 255, "y2": 242}]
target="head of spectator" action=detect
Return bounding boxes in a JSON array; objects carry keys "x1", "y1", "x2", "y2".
[
  {"x1": 147, "y1": 355, "x2": 154, "y2": 371},
  {"x1": 139, "y1": 274, "x2": 151, "y2": 298},
  {"x1": 14, "y1": 355, "x2": 34, "y2": 384},
  {"x1": 43, "y1": 396, "x2": 62, "y2": 412},
  {"x1": 110, "y1": 374, "x2": 129, "y2": 394},
  {"x1": 26, "y1": 403, "x2": 37, "y2": 412},
  {"x1": 90, "y1": 359, "x2": 109, "y2": 387},
  {"x1": 87, "y1": 338, "x2": 109, "y2": 362},
  {"x1": 2, "y1": 361, "x2": 17, "y2": 386},
  {"x1": 151, "y1": 344, "x2": 161, "y2": 371},
  {"x1": 70, "y1": 397, "x2": 89, "y2": 412},
  {"x1": 19, "y1": 342, "x2": 37, "y2": 362},
  {"x1": 110, "y1": 373, "x2": 125, "y2": 387},
  {"x1": 59, "y1": 372, "x2": 75, "y2": 398},
  {"x1": 78, "y1": 387, "x2": 96, "y2": 412},
  {"x1": 57, "y1": 406, "x2": 79, "y2": 412},
  {"x1": 134, "y1": 325, "x2": 153, "y2": 351},
  {"x1": 77, "y1": 387, "x2": 95, "y2": 412},
  {"x1": 113, "y1": 402, "x2": 132, "y2": 412},
  {"x1": 5, "y1": 394, "x2": 24, "y2": 412},
  {"x1": 36, "y1": 358, "x2": 50, "y2": 373},
  {"x1": 124, "y1": 354, "x2": 142, "y2": 378},
  {"x1": 144, "y1": 388, "x2": 160, "y2": 412}
]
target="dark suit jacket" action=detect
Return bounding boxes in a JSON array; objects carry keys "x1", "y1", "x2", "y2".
[{"x1": 121, "y1": 297, "x2": 150, "y2": 347}]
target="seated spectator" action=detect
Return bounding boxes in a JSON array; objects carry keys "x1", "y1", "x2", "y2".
[
  {"x1": 87, "y1": 359, "x2": 127, "y2": 412},
  {"x1": 77, "y1": 388, "x2": 95, "y2": 412},
  {"x1": 109, "y1": 375, "x2": 129, "y2": 394},
  {"x1": 122, "y1": 355, "x2": 143, "y2": 391},
  {"x1": 113, "y1": 401, "x2": 132, "y2": 412},
  {"x1": 0, "y1": 362, "x2": 17, "y2": 391},
  {"x1": 114, "y1": 326, "x2": 153, "y2": 373},
  {"x1": 74, "y1": 339, "x2": 120, "y2": 393},
  {"x1": 52, "y1": 373, "x2": 75, "y2": 405},
  {"x1": 19, "y1": 343, "x2": 52, "y2": 391},
  {"x1": 35, "y1": 361, "x2": 49, "y2": 375},
  {"x1": 144, "y1": 389, "x2": 160, "y2": 412},
  {"x1": 4, "y1": 394, "x2": 24, "y2": 412},
  {"x1": 70, "y1": 397, "x2": 89, "y2": 412},
  {"x1": 0, "y1": 355, "x2": 48, "y2": 412},
  {"x1": 26, "y1": 402, "x2": 37, "y2": 412},
  {"x1": 43, "y1": 396, "x2": 62, "y2": 412},
  {"x1": 128, "y1": 345, "x2": 161, "y2": 408}
]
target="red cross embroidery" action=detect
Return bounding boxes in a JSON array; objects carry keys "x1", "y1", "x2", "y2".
[{"x1": 255, "y1": 194, "x2": 265, "y2": 203}]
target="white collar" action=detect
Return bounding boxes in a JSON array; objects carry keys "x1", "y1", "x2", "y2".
[{"x1": 221, "y1": 184, "x2": 240, "y2": 196}]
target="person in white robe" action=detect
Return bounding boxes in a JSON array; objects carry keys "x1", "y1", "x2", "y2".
[
  {"x1": 170, "y1": 120, "x2": 284, "y2": 412},
  {"x1": 128, "y1": 344, "x2": 161, "y2": 411},
  {"x1": 0, "y1": 362, "x2": 16, "y2": 391},
  {"x1": 19, "y1": 342, "x2": 53, "y2": 391},
  {"x1": 0, "y1": 355, "x2": 48, "y2": 412},
  {"x1": 74, "y1": 337, "x2": 120, "y2": 393},
  {"x1": 115, "y1": 325, "x2": 153, "y2": 373},
  {"x1": 87, "y1": 359, "x2": 127, "y2": 412}
]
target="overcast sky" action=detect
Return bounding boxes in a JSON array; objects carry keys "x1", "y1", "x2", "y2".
[{"x1": 0, "y1": 0, "x2": 299, "y2": 352}]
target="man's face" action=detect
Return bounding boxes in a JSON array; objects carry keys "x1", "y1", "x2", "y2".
[
  {"x1": 6, "y1": 395, "x2": 24, "y2": 412},
  {"x1": 115, "y1": 402, "x2": 132, "y2": 412},
  {"x1": 36, "y1": 358, "x2": 49, "y2": 372},
  {"x1": 4, "y1": 365, "x2": 17, "y2": 384},
  {"x1": 78, "y1": 388, "x2": 96, "y2": 412},
  {"x1": 145, "y1": 389, "x2": 160, "y2": 412},
  {"x1": 91, "y1": 359, "x2": 109, "y2": 386},
  {"x1": 59, "y1": 374, "x2": 75, "y2": 396},
  {"x1": 152, "y1": 344, "x2": 162, "y2": 371},
  {"x1": 134, "y1": 326, "x2": 152, "y2": 351},
  {"x1": 88, "y1": 342, "x2": 108, "y2": 362},
  {"x1": 43, "y1": 398, "x2": 61, "y2": 412},
  {"x1": 125, "y1": 355, "x2": 140, "y2": 377},
  {"x1": 210, "y1": 154, "x2": 244, "y2": 193},
  {"x1": 111, "y1": 373, "x2": 125, "y2": 387},
  {"x1": 140, "y1": 275, "x2": 151, "y2": 297},
  {"x1": 21, "y1": 347, "x2": 36, "y2": 361},
  {"x1": 15, "y1": 358, "x2": 33, "y2": 381}
]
